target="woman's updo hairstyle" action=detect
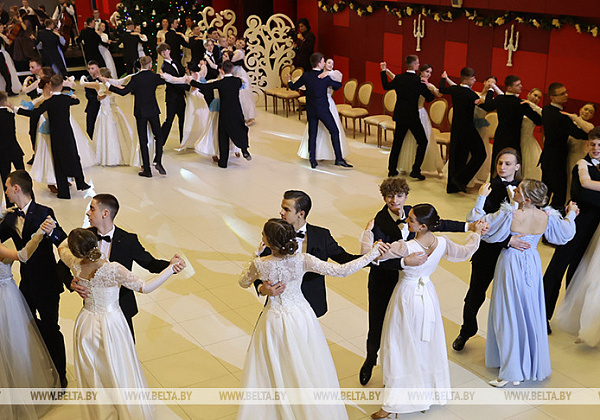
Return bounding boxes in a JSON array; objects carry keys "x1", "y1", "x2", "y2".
[
  {"x1": 68, "y1": 228, "x2": 102, "y2": 262},
  {"x1": 519, "y1": 179, "x2": 548, "y2": 207},
  {"x1": 263, "y1": 218, "x2": 298, "y2": 256},
  {"x1": 412, "y1": 204, "x2": 441, "y2": 231}
]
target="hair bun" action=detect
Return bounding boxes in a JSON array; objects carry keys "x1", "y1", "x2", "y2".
[{"x1": 86, "y1": 248, "x2": 102, "y2": 262}]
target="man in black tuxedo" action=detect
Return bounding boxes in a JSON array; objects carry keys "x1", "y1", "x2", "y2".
[
  {"x1": 479, "y1": 75, "x2": 542, "y2": 174},
  {"x1": 288, "y1": 52, "x2": 351, "y2": 169},
  {"x1": 453, "y1": 149, "x2": 530, "y2": 351},
  {"x1": 1, "y1": 170, "x2": 68, "y2": 387},
  {"x1": 22, "y1": 59, "x2": 44, "y2": 158},
  {"x1": 158, "y1": 43, "x2": 188, "y2": 144},
  {"x1": 17, "y1": 76, "x2": 90, "y2": 199},
  {"x1": 37, "y1": 19, "x2": 67, "y2": 76},
  {"x1": 77, "y1": 17, "x2": 106, "y2": 67},
  {"x1": 541, "y1": 82, "x2": 589, "y2": 209},
  {"x1": 120, "y1": 20, "x2": 148, "y2": 75},
  {"x1": 359, "y1": 177, "x2": 479, "y2": 384},
  {"x1": 103, "y1": 56, "x2": 167, "y2": 177},
  {"x1": 91, "y1": 9, "x2": 109, "y2": 31},
  {"x1": 381, "y1": 56, "x2": 435, "y2": 180},
  {"x1": 0, "y1": 92, "x2": 25, "y2": 206},
  {"x1": 188, "y1": 25, "x2": 206, "y2": 65},
  {"x1": 189, "y1": 60, "x2": 251, "y2": 168},
  {"x1": 254, "y1": 190, "x2": 360, "y2": 318},
  {"x1": 81, "y1": 60, "x2": 101, "y2": 139},
  {"x1": 206, "y1": 27, "x2": 221, "y2": 63},
  {"x1": 439, "y1": 68, "x2": 493, "y2": 193},
  {"x1": 64, "y1": 194, "x2": 172, "y2": 340},
  {"x1": 544, "y1": 130, "x2": 600, "y2": 331},
  {"x1": 203, "y1": 39, "x2": 219, "y2": 81},
  {"x1": 164, "y1": 19, "x2": 188, "y2": 66}
]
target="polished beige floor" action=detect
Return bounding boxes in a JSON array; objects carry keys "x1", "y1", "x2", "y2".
[{"x1": 6, "y1": 85, "x2": 600, "y2": 420}]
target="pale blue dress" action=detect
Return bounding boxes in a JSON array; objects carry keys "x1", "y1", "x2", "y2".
[{"x1": 477, "y1": 203, "x2": 576, "y2": 382}]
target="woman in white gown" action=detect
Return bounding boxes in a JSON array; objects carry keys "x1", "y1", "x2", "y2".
[
  {"x1": 364, "y1": 205, "x2": 483, "y2": 418},
  {"x1": 555, "y1": 144, "x2": 600, "y2": 346},
  {"x1": 520, "y1": 88, "x2": 543, "y2": 180},
  {"x1": 0, "y1": 217, "x2": 60, "y2": 420},
  {"x1": 82, "y1": 68, "x2": 136, "y2": 165},
  {"x1": 238, "y1": 218, "x2": 385, "y2": 420},
  {"x1": 96, "y1": 22, "x2": 117, "y2": 80},
  {"x1": 564, "y1": 103, "x2": 595, "y2": 199},
  {"x1": 394, "y1": 64, "x2": 444, "y2": 175},
  {"x1": 58, "y1": 228, "x2": 185, "y2": 420},
  {"x1": 23, "y1": 79, "x2": 97, "y2": 188},
  {"x1": 231, "y1": 39, "x2": 256, "y2": 124},
  {"x1": 161, "y1": 62, "x2": 211, "y2": 150},
  {"x1": 298, "y1": 58, "x2": 350, "y2": 162}
]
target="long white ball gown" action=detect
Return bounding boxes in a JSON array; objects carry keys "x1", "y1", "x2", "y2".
[
  {"x1": 59, "y1": 251, "x2": 158, "y2": 420},
  {"x1": 98, "y1": 33, "x2": 118, "y2": 80},
  {"x1": 370, "y1": 233, "x2": 480, "y2": 414},
  {"x1": 232, "y1": 49, "x2": 256, "y2": 121},
  {"x1": 555, "y1": 222, "x2": 600, "y2": 346},
  {"x1": 0, "y1": 239, "x2": 60, "y2": 419},
  {"x1": 237, "y1": 248, "x2": 380, "y2": 419},
  {"x1": 298, "y1": 70, "x2": 349, "y2": 161},
  {"x1": 93, "y1": 87, "x2": 136, "y2": 166},
  {"x1": 396, "y1": 95, "x2": 444, "y2": 175},
  {"x1": 178, "y1": 75, "x2": 210, "y2": 150},
  {"x1": 520, "y1": 103, "x2": 543, "y2": 180},
  {"x1": 30, "y1": 110, "x2": 97, "y2": 185},
  {"x1": 0, "y1": 45, "x2": 22, "y2": 94}
]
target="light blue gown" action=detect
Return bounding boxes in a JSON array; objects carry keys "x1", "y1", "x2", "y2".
[{"x1": 478, "y1": 203, "x2": 576, "y2": 382}]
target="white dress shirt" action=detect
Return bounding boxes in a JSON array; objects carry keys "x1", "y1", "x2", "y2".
[
  {"x1": 14, "y1": 200, "x2": 33, "y2": 238},
  {"x1": 97, "y1": 226, "x2": 115, "y2": 260}
]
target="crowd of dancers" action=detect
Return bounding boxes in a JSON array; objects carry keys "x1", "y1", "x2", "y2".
[{"x1": 1, "y1": 11, "x2": 600, "y2": 419}]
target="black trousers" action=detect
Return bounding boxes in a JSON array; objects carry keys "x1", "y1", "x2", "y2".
[
  {"x1": 85, "y1": 103, "x2": 101, "y2": 140},
  {"x1": 161, "y1": 98, "x2": 186, "y2": 144},
  {"x1": 459, "y1": 241, "x2": 504, "y2": 338},
  {"x1": 388, "y1": 118, "x2": 428, "y2": 174},
  {"x1": 124, "y1": 312, "x2": 136, "y2": 343},
  {"x1": 20, "y1": 283, "x2": 67, "y2": 381},
  {"x1": 218, "y1": 123, "x2": 248, "y2": 168},
  {"x1": 544, "y1": 211, "x2": 600, "y2": 319},
  {"x1": 29, "y1": 115, "x2": 40, "y2": 150},
  {"x1": 448, "y1": 127, "x2": 487, "y2": 191},
  {"x1": 541, "y1": 157, "x2": 568, "y2": 209},
  {"x1": 0, "y1": 54, "x2": 13, "y2": 94},
  {"x1": 55, "y1": 155, "x2": 87, "y2": 199},
  {"x1": 365, "y1": 268, "x2": 398, "y2": 362},
  {"x1": 306, "y1": 108, "x2": 343, "y2": 164},
  {"x1": 1, "y1": 155, "x2": 25, "y2": 205},
  {"x1": 136, "y1": 115, "x2": 164, "y2": 170}
]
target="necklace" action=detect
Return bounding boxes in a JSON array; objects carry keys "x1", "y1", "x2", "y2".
[{"x1": 415, "y1": 236, "x2": 436, "y2": 250}]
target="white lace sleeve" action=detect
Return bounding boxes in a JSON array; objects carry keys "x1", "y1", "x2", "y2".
[
  {"x1": 302, "y1": 248, "x2": 378, "y2": 277},
  {"x1": 329, "y1": 70, "x2": 343, "y2": 83},
  {"x1": 58, "y1": 239, "x2": 81, "y2": 270},
  {"x1": 113, "y1": 262, "x2": 146, "y2": 292},
  {"x1": 239, "y1": 259, "x2": 260, "y2": 288},
  {"x1": 232, "y1": 50, "x2": 244, "y2": 62},
  {"x1": 377, "y1": 240, "x2": 410, "y2": 261},
  {"x1": 161, "y1": 72, "x2": 188, "y2": 84},
  {"x1": 359, "y1": 219, "x2": 375, "y2": 255},
  {"x1": 442, "y1": 233, "x2": 481, "y2": 262}
]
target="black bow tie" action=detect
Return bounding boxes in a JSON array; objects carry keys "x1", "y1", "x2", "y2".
[
  {"x1": 14, "y1": 209, "x2": 25, "y2": 218},
  {"x1": 395, "y1": 218, "x2": 407, "y2": 225},
  {"x1": 296, "y1": 231, "x2": 305, "y2": 239},
  {"x1": 97, "y1": 235, "x2": 111, "y2": 243},
  {"x1": 501, "y1": 180, "x2": 518, "y2": 187}
]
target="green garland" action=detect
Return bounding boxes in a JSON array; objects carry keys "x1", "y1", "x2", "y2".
[{"x1": 317, "y1": 1, "x2": 599, "y2": 37}]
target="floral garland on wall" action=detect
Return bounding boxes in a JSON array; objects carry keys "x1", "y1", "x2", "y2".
[{"x1": 317, "y1": 1, "x2": 599, "y2": 37}]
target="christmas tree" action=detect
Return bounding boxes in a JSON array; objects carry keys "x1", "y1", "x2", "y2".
[{"x1": 119, "y1": 0, "x2": 212, "y2": 57}]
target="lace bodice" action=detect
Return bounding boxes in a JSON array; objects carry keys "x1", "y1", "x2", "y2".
[
  {"x1": 0, "y1": 261, "x2": 14, "y2": 283},
  {"x1": 239, "y1": 249, "x2": 379, "y2": 313}
]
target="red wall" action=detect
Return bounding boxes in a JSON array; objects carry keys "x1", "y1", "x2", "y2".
[{"x1": 303, "y1": 1, "x2": 600, "y2": 124}]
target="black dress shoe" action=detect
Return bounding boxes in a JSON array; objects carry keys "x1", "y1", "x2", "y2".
[
  {"x1": 27, "y1": 156, "x2": 35, "y2": 165},
  {"x1": 310, "y1": 161, "x2": 318, "y2": 169},
  {"x1": 359, "y1": 360, "x2": 375, "y2": 386},
  {"x1": 388, "y1": 170, "x2": 399, "y2": 177},
  {"x1": 242, "y1": 150, "x2": 252, "y2": 161},
  {"x1": 138, "y1": 171, "x2": 152, "y2": 178},
  {"x1": 451, "y1": 177, "x2": 467, "y2": 193},
  {"x1": 410, "y1": 170, "x2": 426, "y2": 181},
  {"x1": 60, "y1": 377, "x2": 68, "y2": 389},
  {"x1": 452, "y1": 335, "x2": 468, "y2": 351},
  {"x1": 77, "y1": 183, "x2": 91, "y2": 191},
  {"x1": 335, "y1": 159, "x2": 353, "y2": 168},
  {"x1": 155, "y1": 163, "x2": 167, "y2": 175},
  {"x1": 547, "y1": 320, "x2": 552, "y2": 335},
  {"x1": 218, "y1": 162, "x2": 227, "y2": 168}
]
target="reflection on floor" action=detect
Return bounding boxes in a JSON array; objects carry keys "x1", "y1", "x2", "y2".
[{"x1": 7, "y1": 85, "x2": 599, "y2": 420}]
